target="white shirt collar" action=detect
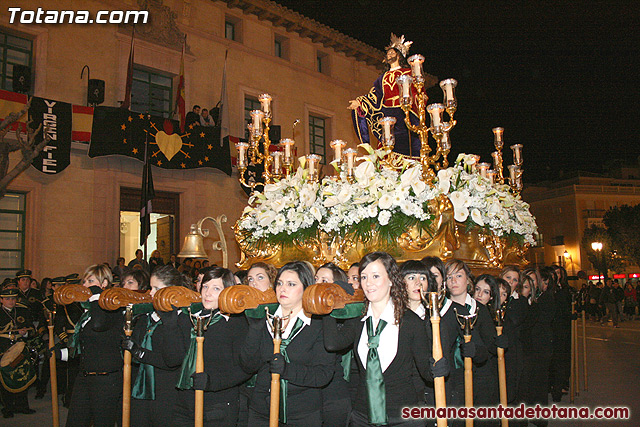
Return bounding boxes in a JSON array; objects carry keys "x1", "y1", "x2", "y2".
[
  {"x1": 441, "y1": 293, "x2": 477, "y2": 316},
  {"x1": 268, "y1": 305, "x2": 311, "y2": 339},
  {"x1": 412, "y1": 303, "x2": 426, "y2": 320},
  {"x1": 511, "y1": 290, "x2": 520, "y2": 299},
  {"x1": 361, "y1": 298, "x2": 396, "y2": 326}
]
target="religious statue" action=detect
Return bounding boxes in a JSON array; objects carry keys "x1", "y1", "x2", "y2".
[{"x1": 348, "y1": 34, "x2": 424, "y2": 157}]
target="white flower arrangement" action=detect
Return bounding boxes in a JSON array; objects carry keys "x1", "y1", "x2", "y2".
[{"x1": 237, "y1": 146, "x2": 537, "y2": 247}]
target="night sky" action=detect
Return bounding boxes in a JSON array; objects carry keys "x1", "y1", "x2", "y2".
[{"x1": 275, "y1": 1, "x2": 640, "y2": 182}]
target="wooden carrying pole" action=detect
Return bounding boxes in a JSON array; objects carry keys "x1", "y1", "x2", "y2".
[
  {"x1": 464, "y1": 333, "x2": 473, "y2": 427},
  {"x1": 195, "y1": 318, "x2": 205, "y2": 427},
  {"x1": 427, "y1": 292, "x2": 448, "y2": 427},
  {"x1": 582, "y1": 309, "x2": 588, "y2": 391},
  {"x1": 574, "y1": 307, "x2": 580, "y2": 395},
  {"x1": 570, "y1": 300, "x2": 575, "y2": 403},
  {"x1": 47, "y1": 309, "x2": 60, "y2": 427},
  {"x1": 122, "y1": 305, "x2": 134, "y2": 427},
  {"x1": 151, "y1": 286, "x2": 204, "y2": 427},
  {"x1": 98, "y1": 287, "x2": 154, "y2": 427},
  {"x1": 269, "y1": 319, "x2": 283, "y2": 427},
  {"x1": 496, "y1": 325, "x2": 508, "y2": 427}
]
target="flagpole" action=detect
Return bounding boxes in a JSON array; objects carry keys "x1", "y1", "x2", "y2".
[{"x1": 142, "y1": 114, "x2": 150, "y2": 260}]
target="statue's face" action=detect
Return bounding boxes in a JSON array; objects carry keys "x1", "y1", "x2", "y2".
[{"x1": 385, "y1": 49, "x2": 399, "y2": 64}]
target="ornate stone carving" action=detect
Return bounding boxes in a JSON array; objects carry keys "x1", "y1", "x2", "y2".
[{"x1": 120, "y1": 0, "x2": 189, "y2": 53}]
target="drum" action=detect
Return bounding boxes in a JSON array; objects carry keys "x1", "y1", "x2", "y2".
[{"x1": 0, "y1": 341, "x2": 36, "y2": 393}]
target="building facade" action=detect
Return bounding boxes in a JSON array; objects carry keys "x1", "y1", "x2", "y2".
[
  {"x1": 523, "y1": 163, "x2": 640, "y2": 280},
  {"x1": 0, "y1": 0, "x2": 386, "y2": 279}
]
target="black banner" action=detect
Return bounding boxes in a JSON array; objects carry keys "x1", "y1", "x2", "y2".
[
  {"x1": 88, "y1": 106, "x2": 231, "y2": 175},
  {"x1": 30, "y1": 97, "x2": 72, "y2": 174}
]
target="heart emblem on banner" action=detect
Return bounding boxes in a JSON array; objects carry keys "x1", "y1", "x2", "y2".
[{"x1": 156, "y1": 131, "x2": 182, "y2": 161}]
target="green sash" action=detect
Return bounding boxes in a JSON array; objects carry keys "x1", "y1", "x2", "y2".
[
  {"x1": 68, "y1": 302, "x2": 91, "y2": 357},
  {"x1": 330, "y1": 302, "x2": 365, "y2": 319},
  {"x1": 278, "y1": 317, "x2": 305, "y2": 424},
  {"x1": 131, "y1": 315, "x2": 161, "y2": 399},
  {"x1": 341, "y1": 350, "x2": 353, "y2": 382},
  {"x1": 176, "y1": 311, "x2": 223, "y2": 390},
  {"x1": 365, "y1": 317, "x2": 387, "y2": 425}
]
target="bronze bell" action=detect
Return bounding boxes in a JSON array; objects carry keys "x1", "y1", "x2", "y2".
[{"x1": 178, "y1": 224, "x2": 208, "y2": 258}]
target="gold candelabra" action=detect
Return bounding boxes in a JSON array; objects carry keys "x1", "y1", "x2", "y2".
[{"x1": 490, "y1": 127, "x2": 524, "y2": 193}]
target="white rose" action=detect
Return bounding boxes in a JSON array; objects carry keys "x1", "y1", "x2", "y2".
[
  {"x1": 378, "y1": 193, "x2": 393, "y2": 210},
  {"x1": 378, "y1": 209, "x2": 392, "y2": 225}
]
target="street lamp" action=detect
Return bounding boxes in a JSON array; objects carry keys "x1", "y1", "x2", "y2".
[{"x1": 591, "y1": 241, "x2": 603, "y2": 281}]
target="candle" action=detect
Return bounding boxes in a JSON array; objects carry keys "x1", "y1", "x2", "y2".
[
  {"x1": 378, "y1": 117, "x2": 396, "y2": 146},
  {"x1": 491, "y1": 151, "x2": 501, "y2": 170},
  {"x1": 344, "y1": 148, "x2": 357, "y2": 181},
  {"x1": 492, "y1": 127, "x2": 504, "y2": 149},
  {"x1": 477, "y1": 162, "x2": 490, "y2": 178},
  {"x1": 396, "y1": 75, "x2": 413, "y2": 103},
  {"x1": 508, "y1": 165, "x2": 519, "y2": 183},
  {"x1": 510, "y1": 144, "x2": 523, "y2": 166},
  {"x1": 250, "y1": 110, "x2": 264, "y2": 136},
  {"x1": 441, "y1": 131, "x2": 451, "y2": 150},
  {"x1": 330, "y1": 139, "x2": 346, "y2": 163},
  {"x1": 427, "y1": 103, "x2": 445, "y2": 129},
  {"x1": 272, "y1": 151, "x2": 282, "y2": 175},
  {"x1": 306, "y1": 154, "x2": 321, "y2": 181},
  {"x1": 407, "y1": 54, "x2": 425, "y2": 78},
  {"x1": 235, "y1": 142, "x2": 249, "y2": 169},
  {"x1": 486, "y1": 170, "x2": 496, "y2": 184},
  {"x1": 280, "y1": 138, "x2": 294, "y2": 164},
  {"x1": 258, "y1": 93, "x2": 272, "y2": 115},
  {"x1": 439, "y1": 79, "x2": 457, "y2": 104}
]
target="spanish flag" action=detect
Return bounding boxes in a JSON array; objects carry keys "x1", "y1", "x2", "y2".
[{"x1": 0, "y1": 89, "x2": 28, "y2": 132}]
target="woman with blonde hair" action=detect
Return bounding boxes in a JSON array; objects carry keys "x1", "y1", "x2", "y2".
[{"x1": 63, "y1": 264, "x2": 123, "y2": 427}]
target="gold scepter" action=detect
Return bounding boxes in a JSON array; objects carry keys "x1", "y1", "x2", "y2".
[
  {"x1": 266, "y1": 312, "x2": 287, "y2": 427},
  {"x1": 425, "y1": 290, "x2": 448, "y2": 427},
  {"x1": 495, "y1": 304, "x2": 508, "y2": 427},
  {"x1": 455, "y1": 308, "x2": 478, "y2": 427},
  {"x1": 46, "y1": 305, "x2": 60, "y2": 427}
]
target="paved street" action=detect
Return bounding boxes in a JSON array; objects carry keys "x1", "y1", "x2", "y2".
[{"x1": 4, "y1": 318, "x2": 639, "y2": 426}]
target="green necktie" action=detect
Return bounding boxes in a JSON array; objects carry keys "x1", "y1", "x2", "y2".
[
  {"x1": 278, "y1": 317, "x2": 305, "y2": 424},
  {"x1": 365, "y1": 316, "x2": 387, "y2": 425},
  {"x1": 68, "y1": 302, "x2": 92, "y2": 357},
  {"x1": 453, "y1": 303, "x2": 472, "y2": 369},
  {"x1": 131, "y1": 315, "x2": 161, "y2": 399},
  {"x1": 176, "y1": 311, "x2": 223, "y2": 390},
  {"x1": 341, "y1": 350, "x2": 353, "y2": 382}
]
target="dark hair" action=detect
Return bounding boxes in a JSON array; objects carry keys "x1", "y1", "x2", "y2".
[
  {"x1": 400, "y1": 260, "x2": 438, "y2": 293},
  {"x1": 152, "y1": 265, "x2": 192, "y2": 289},
  {"x1": 552, "y1": 265, "x2": 568, "y2": 289},
  {"x1": 500, "y1": 265, "x2": 521, "y2": 283},
  {"x1": 540, "y1": 266, "x2": 557, "y2": 294},
  {"x1": 193, "y1": 104, "x2": 200, "y2": 110},
  {"x1": 421, "y1": 256, "x2": 446, "y2": 286},
  {"x1": 117, "y1": 257, "x2": 125, "y2": 264},
  {"x1": 360, "y1": 252, "x2": 408, "y2": 325},
  {"x1": 135, "y1": 249, "x2": 143, "y2": 256},
  {"x1": 275, "y1": 261, "x2": 315, "y2": 290},
  {"x1": 40, "y1": 277, "x2": 51, "y2": 294},
  {"x1": 317, "y1": 262, "x2": 348, "y2": 284},
  {"x1": 349, "y1": 262, "x2": 359, "y2": 270},
  {"x1": 519, "y1": 274, "x2": 537, "y2": 303},
  {"x1": 122, "y1": 269, "x2": 150, "y2": 291},
  {"x1": 384, "y1": 47, "x2": 410, "y2": 70},
  {"x1": 234, "y1": 270, "x2": 248, "y2": 284},
  {"x1": 522, "y1": 267, "x2": 541, "y2": 292},
  {"x1": 201, "y1": 267, "x2": 235, "y2": 289},
  {"x1": 474, "y1": 274, "x2": 501, "y2": 320}
]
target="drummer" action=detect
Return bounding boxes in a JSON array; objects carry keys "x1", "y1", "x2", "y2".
[
  {"x1": 15, "y1": 270, "x2": 46, "y2": 336},
  {"x1": 0, "y1": 287, "x2": 36, "y2": 418}
]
